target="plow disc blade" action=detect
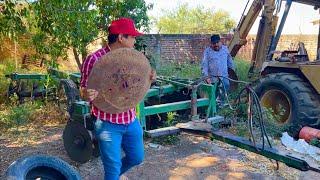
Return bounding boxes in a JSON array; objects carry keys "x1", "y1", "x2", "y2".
[{"x1": 63, "y1": 121, "x2": 93, "y2": 163}]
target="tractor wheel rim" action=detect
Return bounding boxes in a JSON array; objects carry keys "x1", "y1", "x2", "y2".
[{"x1": 261, "y1": 89, "x2": 292, "y2": 124}]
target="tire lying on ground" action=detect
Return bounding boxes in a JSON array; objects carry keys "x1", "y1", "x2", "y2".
[
  {"x1": 255, "y1": 73, "x2": 320, "y2": 138},
  {"x1": 6, "y1": 154, "x2": 81, "y2": 180}
]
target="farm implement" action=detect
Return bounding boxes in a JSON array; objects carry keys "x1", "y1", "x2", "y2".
[{"x1": 5, "y1": 68, "x2": 320, "y2": 173}]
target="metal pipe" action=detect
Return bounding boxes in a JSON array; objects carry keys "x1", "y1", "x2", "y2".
[
  {"x1": 157, "y1": 77, "x2": 190, "y2": 88},
  {"x1": 268, "y1": 0, "x2": 292, "y2": 60},
  {"x1": 190, "y1": 86, "x2": 198, "y2": 119}
]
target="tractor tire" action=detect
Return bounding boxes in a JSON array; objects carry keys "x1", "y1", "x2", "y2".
[
  {"x1": 255, "y1": 73, "x2": 320, "y2": 138},
  {"x1": 58, "y1": 79, "x2": 80, "y2": 117},
  {"x1": 6, "y1": 154, "x2": 81, "y2": 180}
]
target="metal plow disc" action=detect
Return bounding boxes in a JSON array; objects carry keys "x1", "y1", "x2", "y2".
[
  {"x1": 63, "y1": 121, "x2": 93, "y2": 163},
  {"x1": 87, "y1": 48, "x2": 152, "y2": 113}
]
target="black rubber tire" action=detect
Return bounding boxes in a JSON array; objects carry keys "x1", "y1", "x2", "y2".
[
  {"x1": 58, "y1": 79, "x2": 80, "y2": 116},
  {"x1": 255, "y1": 73, "x2": 320, "y2": 137},
  {"x1": 6, "y1": 154, "x2": 81, "y2": 180}
]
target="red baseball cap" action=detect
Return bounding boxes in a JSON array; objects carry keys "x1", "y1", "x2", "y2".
[{"x1": 108, "y1": 17, "x2": 144, "y2": 37}]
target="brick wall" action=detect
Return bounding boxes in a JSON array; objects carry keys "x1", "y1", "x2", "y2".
[
  {"x1": 143, "y1": 34, "x2": 319, "y2": 62},
  {"x1": 2, "y1": 34, "x2": 318, "y2": 65},
  {"x1": 142, "y1": 34, "x2": 232, "y2": 63}
]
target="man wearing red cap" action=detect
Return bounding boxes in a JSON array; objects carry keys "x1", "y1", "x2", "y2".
[{"x1": 80, "y1": 17, "x2": 156, "y2": 180}]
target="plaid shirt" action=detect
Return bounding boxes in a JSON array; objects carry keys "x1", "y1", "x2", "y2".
[{"x1": 80, "y1": 46, "x2": 136, "y2": 124}]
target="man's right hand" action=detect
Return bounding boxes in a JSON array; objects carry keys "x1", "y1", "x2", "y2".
[
  {"x1": 205, "y1": 78, "x2": 212, "y2": 84},
  {"x1": 80, "y1": 88, "x2": 99, "y2": 102}
]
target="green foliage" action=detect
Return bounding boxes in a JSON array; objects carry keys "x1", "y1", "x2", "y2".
[
  {"x1": 156, "y1": 3, "x2": 236, "y2": 34},
  {"x1": 231, "y1": 121, "x2": 249, "y2": 137},
  {"x1": 0, "y1": 0, "x2": 152, "y2": 70},
  {"x1": 0, "y1": 0, "x2": 27, "y2": 40},
  {"x1": 0, "y1": 61, "x2": 19, "y2": 103},
  {"x1": 0, "y1": 101, "x2": 42, "y2": 129},
  {"x1": 31, "y1": 0, "x2": 100, "y2": 68},
  {"x1": 263, "y1": 107, "x2": 288, "y2": 138},
  {"x1": 157, "y1": 62, "x2": 201, "y2": 79},
  {"x1": 309, "y1": 138, "x2": 320, "y2": 148},
  {"x1": 135, "y1": 36, "x2": 159, "y2": 69},
  {"x1": 149, "y1": 111, "x2": 179, "y2": 145},
  {"x1": 234, "y1": 58, "x2": 250, "y2": 82},
  {"x1": 151, "y1": 135, "x2": 179, "y2": 145},
  {"x1": 96, "y1": 0, "x2": 152, "y2": 32},
  {"x1": 166, "y1": 111, "x2": 178, "y2": 126}
]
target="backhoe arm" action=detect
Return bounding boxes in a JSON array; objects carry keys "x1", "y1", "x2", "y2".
[{"x1": 228, "y1": 0, "x2": 264, "y2": 57}]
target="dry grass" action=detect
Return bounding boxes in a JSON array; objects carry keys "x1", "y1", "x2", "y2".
[{"x1": 0, "y1": 102, "x2": 67, "y2": 146}]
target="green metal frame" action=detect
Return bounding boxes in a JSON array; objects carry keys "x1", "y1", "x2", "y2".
[
  {"x1": 71, "y1": 78, "x2": 217, "y2": 130},
  {"x1": 138, "y1": 76, "x2": 217, "y2": 130},
  {"x1": 5, "y1": 68, "x2": 81, "y2": 95},
  {"x1": 5, "y1": 69, "x2": 218, "y2": 131}
]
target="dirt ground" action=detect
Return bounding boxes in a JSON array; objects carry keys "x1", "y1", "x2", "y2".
[{"x1": 1, "y1": 123, "x2": 320, "y2": 180}]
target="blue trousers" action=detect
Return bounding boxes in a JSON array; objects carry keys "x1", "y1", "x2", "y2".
[
  {"x1": 215, "y1": 78, "x2": 230, "y2": 102},
  {"x1": 94, "y1": 118, "x2": 144, "y2": 180}
]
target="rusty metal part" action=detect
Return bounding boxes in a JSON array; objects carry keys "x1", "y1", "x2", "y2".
[
  {"x1": 260, "y1": 89, "x2": 292, "y2": 123},
  {"x1": 87, "y1": 48, "x2": 152, "y2": 113},
  {"x1": 299, "y1": 126, "x2": 320, "y2": 142}
]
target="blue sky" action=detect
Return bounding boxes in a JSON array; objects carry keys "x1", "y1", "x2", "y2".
[{"x1": 145, "y1": 0, "x2": 319, "y2": 34}]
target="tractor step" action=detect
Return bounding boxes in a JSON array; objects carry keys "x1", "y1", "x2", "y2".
[{"x1": 145, "y1": 126, "x2": 181, "y2": 138}]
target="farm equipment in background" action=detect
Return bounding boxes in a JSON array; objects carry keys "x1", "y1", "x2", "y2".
[
  {"x1": 4, "y1": 0, "x2": 320, "y2": 173},
  {"x1": 60, "y1": 74, "x2": 220, "y2": 163},
  {"x1": 5, "y1": 68, "x2": 219, "y2": 163},
  {"x1": 228, "y1": 0, "x2": 320, "y2": 137},
  {"x1": 5, "y1": 66, "x2": 320, "y2": 173},
  {"x1": 5, "y1": 73, "x2": 57, "y2": 103},
  {"x1": 4, "y1": 69, "x2": 80, "y2": 104}
]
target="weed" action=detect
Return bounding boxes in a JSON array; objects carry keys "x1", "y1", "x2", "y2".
[
  {"x1": 0, "y1": 101, "x2": 42, "y2": 130},
  {"x1": 229, "y1": 121, "x2": 250, "y2": 137},
  {"x1": 149, "y1": 111, "x2": 180, "y2": 145},
  {"x1": 157, "y1": 61, "x2": 201, "y2": 79},
  {"x1": 234, "y1": 58, "x2": 250, "y2": 82},
  {"x1": 262, "y1": 107, "x2": 289, "y2": 138},
  {"x1": 0, "y1": 61, "x2": 17, "y2": 103},
  {"x1": 151, "y1": 135, "x2": 180, "y2": 145},
  {"x1": 166, "y1": 111, "x2": 178, "y2": 126},
  {"x1": 309, "y1": 138, "x2": 320, "y2": 148}
]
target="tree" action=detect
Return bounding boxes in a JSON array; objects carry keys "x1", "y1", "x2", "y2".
[
  {"x1": 0, "y1": 0, "x2": 28, "y2": 68},
  {"x1": 0, "y1": 0, "x2": 152, "y2": 70},
  {"x1": 31, "y1": 0, "x2": 99, "y2": 69},
  {"x1": 155, "y1": 3, "x2": 236, "y2": 34}
]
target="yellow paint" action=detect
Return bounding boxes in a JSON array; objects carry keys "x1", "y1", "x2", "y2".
[{"x1": 300, "y1": 65, "x2": 320, "y2": 94}]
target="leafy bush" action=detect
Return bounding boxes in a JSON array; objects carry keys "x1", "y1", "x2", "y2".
[
  {"x1": 0, "y1": 101, "x2": 42, "y2": 129},
  {"x1": 234, "y1": 58, "x2": 250, "y2": 82},
  {"x1": 157, "y1": 61, "x2": 201, "y2": 79},
  {"x1": 0, "y1": 61, "x2": 18, "y2": 103},
  {"x1": 166, "y1": 111, "x2": 178, "y2": 126},
  {"x1": 262, "y1": 107, "x2": 288, "y2": 138}
]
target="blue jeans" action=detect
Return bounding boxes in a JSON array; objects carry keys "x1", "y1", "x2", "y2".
[
  {"x1": 94, "y1": 118, "x2": 144, "y2": 180},
  {"x1": 215, "y1": 78, "x2": 230, "y2": 103},
  {"x1": 220, "y1": 78, "x2": 230, "y2": 92}
]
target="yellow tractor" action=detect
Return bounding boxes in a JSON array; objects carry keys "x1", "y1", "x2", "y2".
[{"x1": 228, "y1": 0, "x2": 320, "y2": 137}]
